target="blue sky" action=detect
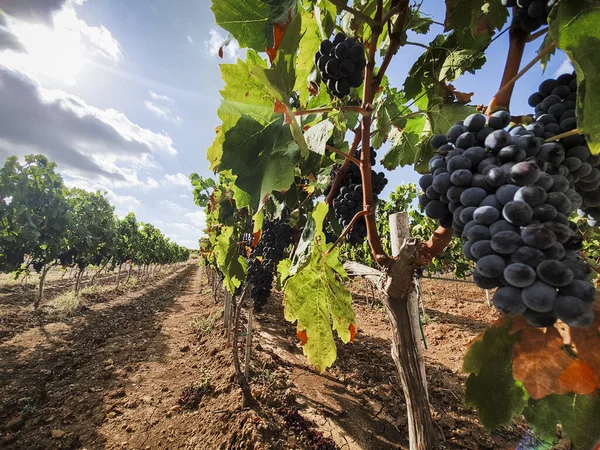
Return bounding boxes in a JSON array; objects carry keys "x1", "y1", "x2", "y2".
[{"x1": 0, "y1": 1, "x2": 573, "y2": 248}]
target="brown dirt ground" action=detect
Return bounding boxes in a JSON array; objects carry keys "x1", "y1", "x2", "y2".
[{"x1": 0, "y1": 266, "x2": 567, "y2": 449}]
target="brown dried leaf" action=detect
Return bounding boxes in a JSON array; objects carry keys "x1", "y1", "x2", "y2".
[{"x1": 511, "y1": 326, "x2": 575, "y2": 399}]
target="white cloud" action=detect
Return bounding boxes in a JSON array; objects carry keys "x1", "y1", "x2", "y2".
[
  {"x1": 184, "y1": 210, "x2": 206, "y2": 226},
  {"x1": 205, "y1": 29, "x2": 241, "y2": 60},
  {"x1": 144, "y1": 100, "x2": 182, "y2": 124},
  {"x1": 149, "y1": 90, "x2": 173, "y2": 103},
  {"x1": 0, "y1": 68, "x2": 176, "y2": 182},
  {"x1": 0, "y1": 0, "x2": 121, "y2": 84},
  {"x1": 187, "y1": 34, "x2": 194, "y2": 44},
  {"x1": 164, "y1": 172, "x2": 191, "y2": 188},
  {"x1": 146, "y1": 177, "x2": 160, "y2": 189},
  {"x1": 554, "y1": 58, "x2": 574, "y2": 78}
]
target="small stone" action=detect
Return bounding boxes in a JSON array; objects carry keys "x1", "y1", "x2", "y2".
[
  {"x1": 109, "y1": 387, "x2": 126, "y2": 398},
  {"x1": 51, "y1": 429, "x2": 66, "y2": 439},
  {"x1": 180, "y1": 345, "x2": 190, "y2": 352},
  {"x1": 7, "y1": 414, "x2": 25, "y2": 431}
]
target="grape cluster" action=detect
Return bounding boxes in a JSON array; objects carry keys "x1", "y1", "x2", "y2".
[
  {"x1": 58, "y1": 250, "x2": 74, "y2": 267},
  {"x1": 32, "y1": 261, "x2": 44, "y2": 273},
  {"x1": 331, "y1": 148, "x2": 388, "y2": 244},
  {"x1": 502, "y1": 0, "x2": 557, "y2": 33},
  {"x1": 527, "y1": 72, "x2": 600, "y2": 226},
  {"x1": 247, "y1": 220, "x2": 293, "y2": 311},
  {"x1": 420, "y1": 108, "x2": 596, "y2": 329},
  {"x1": 314, "y1": 32, "x2": 365, "y2": 98}
]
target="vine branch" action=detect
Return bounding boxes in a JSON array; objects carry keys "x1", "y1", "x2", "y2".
[
  {"x1": 324, "y1": 210, "x2": 369, "y2": 256},
  {"x1": 325, "y1": 128, "x2": 362, "y2": 205},
  {"x1": 294, "y1": 106, "x2": 371, "y2": 117},
  {"x1": 545, "y1": 128, "x2": 581, "y2": 142},
  {"x1": 488, "y1": 40, "x2": 557, "y2": 113},
  {"x1": 487, "y1": 24, "x2": 528, "y2": 112},
  {"x1": 527, "y1": 27, "x2": 549, "y2": 42},
  {"x1": 328, "y1": 0, "x2": 378, "y2": 27},
  {"x1": 325, "y1": 145, "x2": 361, "y2": 165}
]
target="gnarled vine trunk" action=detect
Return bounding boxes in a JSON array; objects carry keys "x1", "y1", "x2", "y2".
[{"x1": 383, "y1": 213, "x2": 437, "y2": 450}]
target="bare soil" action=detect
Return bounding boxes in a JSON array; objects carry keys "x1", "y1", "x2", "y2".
[{"x1": 0, "y1": 266, "x2": 561, "y2": 449}]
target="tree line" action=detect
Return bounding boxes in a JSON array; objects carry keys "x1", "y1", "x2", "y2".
[{"x1": 0, "y1": 154, "x2": 191, "y2": 305}]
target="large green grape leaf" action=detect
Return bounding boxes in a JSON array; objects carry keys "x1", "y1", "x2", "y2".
[
  {"x1": 444, "y1": 0, "x2": 509, "y2": 37},
  {"x1": 404, "y1": 30, "x2": 488, "y2": 101},
  {"x1": 282, "y1": 202, "x2": 356, "y2": 372},
  {"x1": 220, "y1": 116, "x2": 298, "y2": 210},
  {"x1": 371, "y1": 88, "x2": 406, "y2": 150},
  {"x1": 211, "y1": 0, "x2": 297, "y2": 53},
  {"x1": 524, "y1": 392, "x2": 600, "y2": 449},
  {"x1": 549, "y1": 0, "x2": 600, "y2": 154},
  {"x1": 294, "y1": 6, "x2": 322, "y2": 106},
  {"x1": 381, "y1": 114, "x2": 427, "y2": 170},
  {"x1": 215, "y1": 226, "x2": 247, "y2": 293},
  {"x1": 463, "y1": 322, "x2": 529, "y2": 430},
  {"x1": 381, "y1": 103, "x2": 476, "y2": 172},
  {"x1": 304, "y1": 119, "x2": 334, "y2": 155}
]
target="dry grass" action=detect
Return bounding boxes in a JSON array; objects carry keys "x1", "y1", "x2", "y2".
[{"x1": 51, "y1": 291, "x2": 83, "y2": 315}]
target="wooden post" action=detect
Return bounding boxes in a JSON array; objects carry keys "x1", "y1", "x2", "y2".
[
  {"x1": 384, "y1": 212, "x2": 436, "y2": 450},
  {"x1": 244, "y1": 299, "x2": 254, "y2": 380}
]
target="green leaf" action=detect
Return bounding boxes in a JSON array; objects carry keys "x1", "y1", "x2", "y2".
[
  {"x1": 381, "y1": 114, "x2": 427, "y2": 170},
  {"x1": 444, "y1": 0, "x2": 509, "y2": 37},
  {"x1": 215, "y1": 226, "x2": 247, "y2": 293},
  {"x1": 304, "y1": 119, "x2": 334, "y2": 155},
  {"x1": 549, "y1": 0, "x2": 600, "y2": 154},
  {"x1": 463, "y1": 322, "x2": 529, "y2": 430},
  {"x1": 294, "y1": 6, "x2": 322, "y2": 106},
  {"x1": 524, "y1": 392, "x2": 600, "y2": 449},
  {"x1": 371, "y1": 88, "x2": 406, "y2": 150},
  {"x1": 211, "y1": 0, "x2": 297, "y2": 53},
  {"x1": 282, "y1": 202, "x2": 356, "y2": 372},
  {"x1": 220, "y1": 116, "x2": 298, "y2": 210}
]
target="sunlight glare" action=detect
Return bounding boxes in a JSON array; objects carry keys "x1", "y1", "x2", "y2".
[{"x1": 0, "y1": 10, "x2": 86, "y2": 84}]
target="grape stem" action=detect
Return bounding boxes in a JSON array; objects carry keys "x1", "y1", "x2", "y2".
[
  {"x1": 358, "y1": 0, "x2": 389, "y2": 264},
  {"x1": 545, "y1": 128, "x2": 581, "y2": 142},
  {"x1": 488, "y1": 23, "x2": 529, "y2": 113},
  {"x1": 415, "y1": 227, "x2": 453, "y2": 266},
  {"x1": 327, "y1": 0, "x2": 378, "y2": 27},
  {"x1": 325, "y1": 128, "x2": 362, "y2": 205},
  {"x1": 488, "y1": 40, "x2": 556, "y2": 113},
  {"x1": 325, "y1": 145, "x2": 361, "y2": 165},
  {"x1": 527, "y1": 27, "x2": 549, "y2": 42},
  {"x1": 293, "y1": 106, "x2": 371, "y2": 117},
  {"x1": 381, "y1": 4, "x2": 402, "y2": 25},
  {"x1": 323, "y1": 210, "x2": 370, "y2": 257},
  {"x1": 374, "y1": 0, "x2": 410, "y2": 87}
]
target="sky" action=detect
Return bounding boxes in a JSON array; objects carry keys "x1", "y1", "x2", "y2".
[{"x1": 0, "y1": 1, "x2": 574, "y2": 249}]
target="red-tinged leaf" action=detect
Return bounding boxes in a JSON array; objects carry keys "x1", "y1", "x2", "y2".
[
  {"x1": 556, "y1": 359, "x2": 599, "y2": 395},
  {"x1": 274, "y1": 98, "x2": 293, "y2": 124},
  {"x1": 349, "y1": 323, "x2": 357, "y2": 342},
  {"x1": 252, "y1": 230, "x2": 261, "y2": 248},
  {"x1": 569, "y1": 301, "x2": 600, "y2": 380},
  {"x1": 445, "y1": 83, "x2": 474, "y2": 103},
  {"x1": 307, "y1": 81, "x2": 319, "y2": 97},
  {"x1": 297, "y1": 329, "x2": 308, "y2": 346},
  {"x1": 511, "y1": 326, "x2": 575, "y2": 399},
  {"x1": 266, "y1": 21, "x2": 289, "y2": 63}
]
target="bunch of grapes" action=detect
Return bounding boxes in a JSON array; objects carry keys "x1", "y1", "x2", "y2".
[
  {"x1": 314, "y1": 32, "x2": 365, "y2": 98},
  {"x1": 32, "y1": 261, "x2": 44, "y2": 273},
  {"x1": 420, "y1": 105, "x2": 596, "y2": 328},
  {"x1": 526, "y1": 72, "x2": 600, "y2": 225},
  {"x1": 247, "y1": 220, "x2": 293, "y2": 311},
  {"x1": 501, "y1": 0, "x2": 557, "y2": 33},
  {"x1": 330, "y1": 148, "x2": 388, "y2": 244},
  {"x1": 58, "y1": 250, "x2": 74, "y2": 267}
]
